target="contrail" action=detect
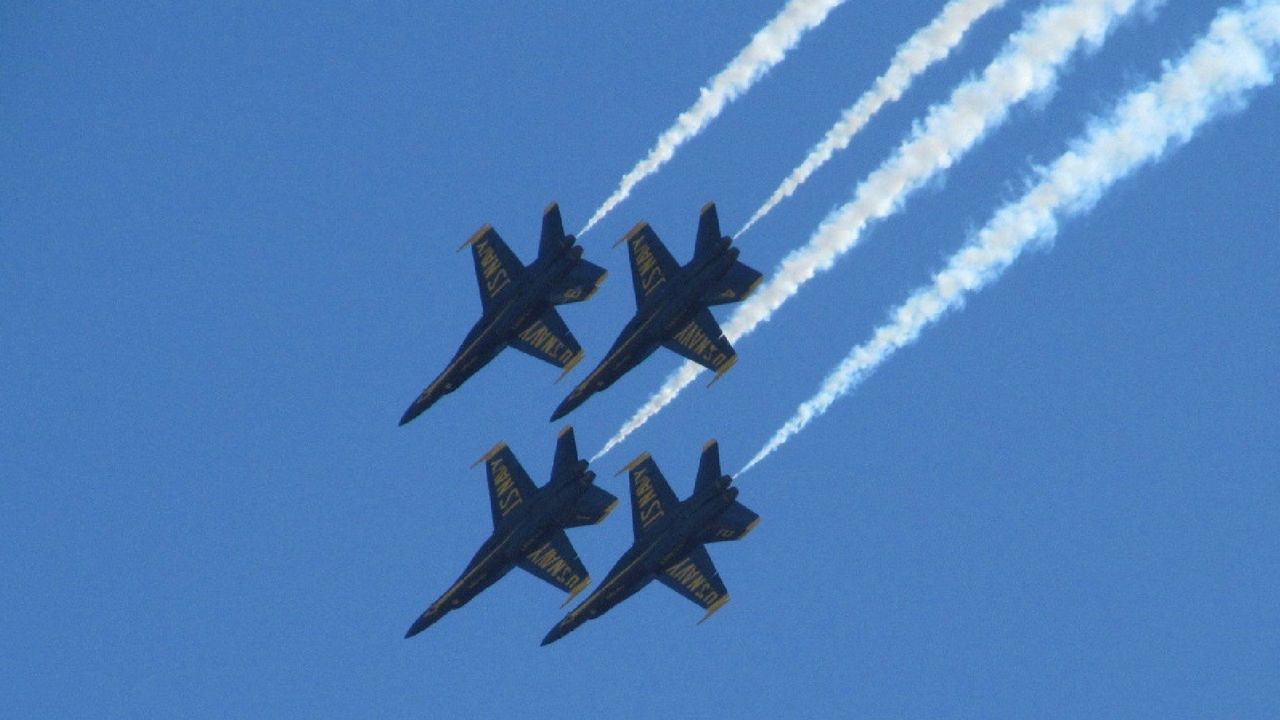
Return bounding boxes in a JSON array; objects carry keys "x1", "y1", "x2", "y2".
[
  {"x1": 738, "y1": 0, "x2": 1011, "y2": 236},
  {"x1": 579, "y1": 0, "x2": 848, "y2": 236},
  {"x1": 740, "y1": 0, "x2": 1280, "y2": 474},
  {"x1": 594, "y1": 0, "x2": 1149, "y2": 461}
]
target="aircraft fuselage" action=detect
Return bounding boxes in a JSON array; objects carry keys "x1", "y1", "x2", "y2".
[
  {"x1": 543, "y1": 483, "x2": 738, "y2": 642},
  {"x1": 403, "y1": 245, "x2": 582, "y2": 422},
  {"x1": 406, "y1": 460, "x2": 597, "y2": 634},
  {"x1": 551, "y1": 241, "x2": 737, "y2": 420}
]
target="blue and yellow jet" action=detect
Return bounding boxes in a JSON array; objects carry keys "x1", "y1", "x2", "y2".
[
  {"x1": 550, "y1": 203, "x2": 762, "y2": 421},
  {"x1": 400, "y1": 203, "x2": 607, "y2": 426},
  {"x1": 405, "y1": 427, "x2": 618, "y2": 638},
  {"x1": 541, "y1": 440, "x2": 759, "y2": 645}
]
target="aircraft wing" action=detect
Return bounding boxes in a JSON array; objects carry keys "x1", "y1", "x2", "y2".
[
  {"x1": 462, "y1": 225, "x2": 525, "y2": 313},
  {"x1": 549, "y1": 258, "x2": 608, "y2": 305},
  {"x1": 475, "y1": 442, "x2": 539, "y2": 528},
  {"x1": 621, "y1": 452, "x2": 681, "y2": 538},
  {"x1": 699, "y1": 501, "x2": 760, "y2": 544},
  {"x1": 702, "y1": 260, "x2": 763, "y2": 306},
  {"x1": 561, "y1": 485, "x2": 619, "y2": 528},
  {"x1": 661, "y1": 307, "x2": 737, "y2": 380},
  {"x1": 509, "y1": 307, "x2": 585, "y2": 378},
  {"x1": 622, "y1": 222, "x2": 681, "y2": 308},
  {"x1": 517, "y1": 528, "x2": 592, "y2": 603},
  {"x1": 658, "y1": 544, "x2": 731, "y2": 623}
]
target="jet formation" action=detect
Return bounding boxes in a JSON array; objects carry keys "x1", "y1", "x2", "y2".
[{"x1": 402, "y1": 202, "x2": 762, "y2": 644}]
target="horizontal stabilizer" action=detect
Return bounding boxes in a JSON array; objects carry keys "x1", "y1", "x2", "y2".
[
  {"x1": 699, "y1": 500, "x2": 759, "y2": 544},
  {"x1": 509, "y1": 307, "x2": 585, "y2": 379},
  {"x1": 658, "y1": 544, "x2": 730, "y2": 622},
  {"x1": 562, "y1": 485, "x2": 619, "y2": 529},
  {"x1": 702, "y1": 260, "x2": 763, "y2": 306},
  {"x1": 549, "y1": 258, "x2": 608, "y2": 305},
  {"x1": 461, "y1": 225, "x2": 525, "y2": 313}
]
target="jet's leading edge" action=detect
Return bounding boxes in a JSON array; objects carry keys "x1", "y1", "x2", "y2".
[
  {"x1": 400, "y1": 203, "x2": 607, "y2": 426},
  {"x1": 405, "y1": 427, "x2": 618, "y2": 637},
  {"x1": 550, "y1": 203, "x2": 762, "y2": 421},
  {"x1": 542, "y1": 440, "x2": 759, "y2": 645}
]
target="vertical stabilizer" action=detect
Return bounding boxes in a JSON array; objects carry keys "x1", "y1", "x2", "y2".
[
  {"x1": 694, "y1": 202, "x2": 723, "y2": 258},
  {"x1": 694, "y1": 439, "x2": 723, "y2": 494},
  {"x1": 551, "y1": 425, "x2": 580, "y2": 482},
  {"x1": 540, "y1": 202, "x2": 571, "y2": 258}
]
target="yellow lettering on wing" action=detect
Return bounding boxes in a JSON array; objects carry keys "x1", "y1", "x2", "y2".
[
  {"x1": 672, "y1": 320, "x2": 730, "y2": 371},
  {"x1": 527, "y1": 541, "x2": 582, "y2": 590},
  {"x1": 666, "y1": 557, "x2": 721, "y2": 605},
  {"x1": 517, "y1": 320, "x2": 576, "y2": 365},
  {"x1": 632, "y1": 468, "x2": 665, "y2": 529},
  {"x1": 475, "y1": 239, "x2": 512, "y2": 298},
  {"x1": 631, "y1": 240, "x2": 666, "y2": 295},
  {"x1": 488, "y1": 458, "x2": 523, "y2": 515}
]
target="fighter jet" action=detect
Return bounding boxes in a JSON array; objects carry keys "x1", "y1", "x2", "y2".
[
  {"x1": 549, "y1": 203, "x2": 762, "y2": 421},
  {"x1": 404, "y1": 427, "x2": 619, "y2": 638},
  {"x1": 400, "y1": 203, "x2": 607, "y2": 426},
  {"x1": 541, "y1": 440, "x2": 759, "y2": 645}
]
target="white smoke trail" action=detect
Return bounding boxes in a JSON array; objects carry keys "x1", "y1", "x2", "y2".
[
  {"x1": 740, "y1": 0, "x2": 1280, "y2": 474},
  {"x1": 594, "y1": 0, "x2": 1149, "y2": 461},
  {"x1": 738, "y1": 0, "x2": 1010, "y2": 236},
  {"x1": 579, "y1": 0, "x2": 848, "y2": 236}
]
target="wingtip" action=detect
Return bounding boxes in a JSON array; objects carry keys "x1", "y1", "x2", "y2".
[
  {"x1": 697, "y1": 594, "x2": 731, "y2": 625},
  {"x1": 615, "y1": 221, "x2": 649, "y2": 248},
  {"x1": 707, "y1": 355, "x2": 738, "y2": 387},
  {"x1": 700, "y1": 201, "x2": 717, "y2": 216},
  {"x1": 543, "y1": 201, "x2": 560, "y2": 216},
  {"x1": 556, "y1": 349, "x2": 585, "y2": 383},
  {"x1": 615, "y1": 451, "x2": 652, "y2": 477},
  {"x1": 561, "y1": 577, "x2": 592, "y2": 607},
  {"x1": 701, "y1": 438, "x2": 719, "y2": 453},
  {"x1": 457, "y1": 224, "x2": 492, "y2": 252},
  {"x1": 471, "y1": 441, "x2": 507, "y2": 468}
]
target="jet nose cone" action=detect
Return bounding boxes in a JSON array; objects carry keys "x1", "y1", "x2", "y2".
[
  {"x1": 399, "y1": 398, "x2": 432, "y2": 427},
  {"x1": 540, "y1": 626, "x2": 566, "y2": 646},
  {"x1": 404, "y1": 610, "x2": 440, "y2": 638},
  {"x1": 400, "y1": 388, "x2": 445, "y2": 426},
  {"x1": 552, "y1": 387, "x2": 592, "y2": 421},
  {"x1": 549, "y1": 398, "x2": 574, "y2": 422}
]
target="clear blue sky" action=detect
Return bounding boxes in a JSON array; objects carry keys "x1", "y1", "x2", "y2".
[{"x1": 4, "y1": 1, "x2": 1277, "y2": 717}]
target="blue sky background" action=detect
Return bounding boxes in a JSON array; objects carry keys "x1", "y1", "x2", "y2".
[{"x1": 4, "y1": 1, "x2": 1277, "y2": 717}]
